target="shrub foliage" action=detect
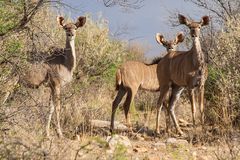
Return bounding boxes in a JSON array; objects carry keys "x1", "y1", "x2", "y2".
[{"x1": 205, "y1": 15, "x2": 240, "y2": 127}]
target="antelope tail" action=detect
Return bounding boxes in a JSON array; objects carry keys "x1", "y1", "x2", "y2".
[{"x1": 115, "y1": 69, "x2": 121, "y2": 91}]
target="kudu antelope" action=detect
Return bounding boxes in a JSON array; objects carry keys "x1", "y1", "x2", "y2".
[
  {"x1": 15, "y1": 16, "x2": 86, "y2": 137},
  {"x1": 110, "y1": 32, "x2": 185, "y2": 133},
  {"x1": 156, "y1": 35, "x2": 208, "y2": 133},
  {"x1": 156, "y1": 14, "x2": 209, "y2": 135}
]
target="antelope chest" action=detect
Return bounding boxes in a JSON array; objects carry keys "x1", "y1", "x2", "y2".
[
  {"x1": 50, "y1": 65, "x2": 73, "y2": 86},
  {"x1": 59, "y1": 67, "x2": 73, "y2": 86}
]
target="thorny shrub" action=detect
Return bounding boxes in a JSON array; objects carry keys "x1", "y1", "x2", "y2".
[{"x1": 205, "y1": 15, "x2": 240, "y2": 129}]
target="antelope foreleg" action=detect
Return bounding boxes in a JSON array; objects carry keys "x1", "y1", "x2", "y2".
[
  {"x1": 188, "y1": 89, "x2": 196, "y2": 126},
  {"x1": 169, "y1": 85, "x2": 184, "y2": 135}
]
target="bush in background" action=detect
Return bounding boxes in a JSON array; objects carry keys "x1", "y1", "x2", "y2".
[{"x1": 205, "y1": 15, "x2": 240, "y2": 129}]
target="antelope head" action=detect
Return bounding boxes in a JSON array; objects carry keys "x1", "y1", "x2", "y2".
[
  {"x1": 178, "y1": 14, "x2": 209, "y2": 38},
  {"x1": 155, "y1": 32, "x2": 185, "y2": 51},
  {"x1": 57, "y1": 16, "x2": 86, "y2": 41}
]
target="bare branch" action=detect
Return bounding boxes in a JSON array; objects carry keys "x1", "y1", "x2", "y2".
[
  {"x1": 216, "y1": 0, "x2": 232, "y2": 20},
  {"x1": 185, "y1": 0, "x2": 239, "y2": 22},
  {"x1": 103, "y1": 0, "x2": 144, "y2": 9},
  {"x1": 0, "y1": 0, "x2": 71, "y2": 38}
]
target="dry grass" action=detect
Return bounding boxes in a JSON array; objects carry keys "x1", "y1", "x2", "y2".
[{"x1": 0, "y1": 3, "x2": 240, "y2": 159}]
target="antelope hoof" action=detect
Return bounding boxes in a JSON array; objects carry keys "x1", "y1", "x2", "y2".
[
  {"x1": 128, "y1": 126, "x2": 133, "y2": 133},
  {"x1": 142, "y1": 126, "x2": 148, "y2": 133},
  {"x1": 193, "y1": 121, "x2": 196, "y2": 127},
  {"x1": 45, "y1": 129, "x2": 51, "y2": 138},
  {"x1": 46, "y1": 130, "x2": 49, "y2": 136},
  {"x1": 166, "y1": 128, "x2": 170, "y2": 136},
  {"x1": 46, "y1": 133, "x2": 50, "y2": 139},
  {"x1": 57, "y1": 130, "x2": 63, "y2": 138},
  {"x1": 153, "y1": 132, "x2": 160, "y2": 138},
  {"x1": 193, "y1": 124, "x2": 197, "y2": 129},
  {"x1": 124, "y1": 122, "x2": 133, "y2": 133},
  {"x1": 110, "y1": 128, "x2": 115, "y2": 134},
  {"x1": 177, "y1": 129, "x2": 184, "y2": 136},
  {"x1": 153, "y1": 129, "x2": 161, "y2": 137}
]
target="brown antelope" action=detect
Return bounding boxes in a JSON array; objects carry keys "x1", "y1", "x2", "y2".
[
  {"x1": 157, "y1": 37, "x2": 208, "y2": 129},
  {"x1": 15, "y1": 16, "x2": 86, "y2": 137},
  {"x1": 110, "y1": 32, "x2": 185, "y2": 133},
  {"x1": 156, "y1": 14, "x2": 209, "y2": 135}
]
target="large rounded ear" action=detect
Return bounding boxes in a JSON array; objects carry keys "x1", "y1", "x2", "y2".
[
  {"x1": 200, "y1": 16, "x2": 209, "y2": 26},
  {"x1": 57, "y1": 16, "x2": 65, "y2": 27},
  {"x1": 175, "y1": 32, "x2": 184, "y2": 44},
  {"x1": 178, "y1": 14, "x2": 190, "y2": 25},
  {"x1": 155, "y1": 33, "x2": 165, "y2": 45},
  {"x1": 75, "y1": 16, "x2": 86, "y2": 28}
]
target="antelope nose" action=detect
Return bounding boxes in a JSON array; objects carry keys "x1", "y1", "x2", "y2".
[{"x1": 191, "y1": 30, "x2": 196, "y2": 37}]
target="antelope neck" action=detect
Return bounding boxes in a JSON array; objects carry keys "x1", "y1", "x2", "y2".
[
  {"x1": 65, "y1": 38, "x2": 76, "y2": 72},
  {"x1": 191, "y1": 36, "x2": 204, "y2": 68}
]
